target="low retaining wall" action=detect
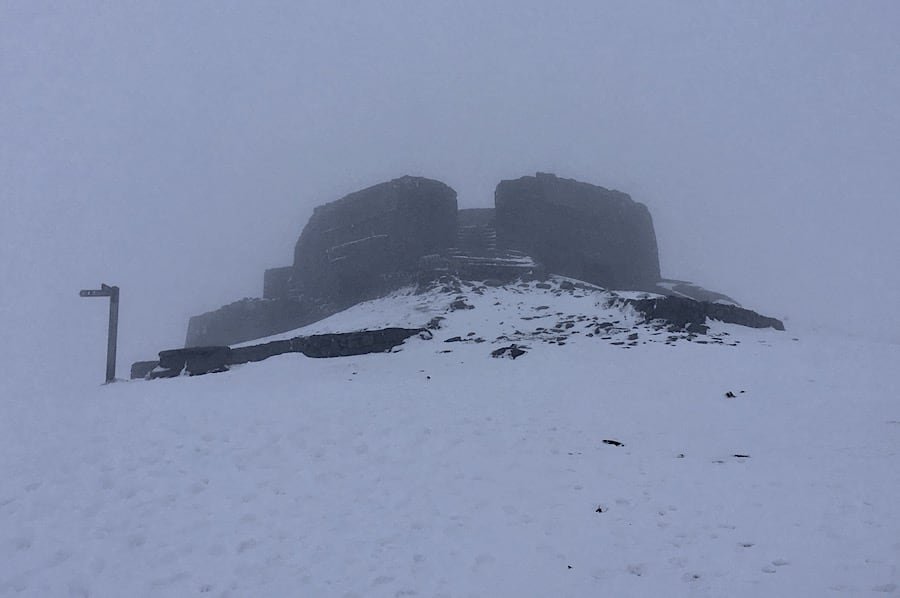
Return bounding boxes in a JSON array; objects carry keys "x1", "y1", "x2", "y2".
[{"x1": 132, "y1": 327, "x2": 426, "y2": 379}]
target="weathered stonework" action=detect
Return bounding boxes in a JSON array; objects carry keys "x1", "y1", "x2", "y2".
[
  {"x1": 138, "y1": 327, "x2": 425, "y2": 379},
  {"x1": 495, "y1": 172, "x2": 660, "y2": 290},
  {"x1": 186, "y1": 176, "x2": 457, "y2": 347},
  {"x1": 291, "y1": 176, "x2": 458, "y2": 306},
  {"x1": 263, "y1": 266, "x2": 293, "y2": 300},
  {"x1": 182, "y1": 171, "x2": 776, "y2": 350},
  {"x1": 186, "y1": 297, "x2": 328, "y2": 348}
]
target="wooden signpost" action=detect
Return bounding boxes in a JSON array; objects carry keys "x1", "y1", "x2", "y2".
[{"x1": 79, "y1": 283, "x2": 119, "y2": 384}]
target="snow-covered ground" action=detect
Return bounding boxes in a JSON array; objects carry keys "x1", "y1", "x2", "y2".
[{"x1": 2, "y1": 279, "x2": 898, "y2": 597}]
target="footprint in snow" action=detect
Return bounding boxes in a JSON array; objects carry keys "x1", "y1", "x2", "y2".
[
  {"x1": 627, "y1": 564, "x2": 646, "y2": 577},
  {"x1": 872, "y1": 583, "x2": 897, "y2": 593}
]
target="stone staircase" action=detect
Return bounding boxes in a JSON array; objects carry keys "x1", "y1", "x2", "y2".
[
  {"x1": 451, "y1": 221, "x2": 498, "y2": 258},
  {"x1": 431, "y1": 208, "x2": 541, "y2": 282}
]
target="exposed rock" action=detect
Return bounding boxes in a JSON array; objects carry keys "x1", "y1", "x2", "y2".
[
  {"x1": 450, "y1": 298, "x2": 474, "y2": 311},
  {"x1": 426, "y1": 316, "x2": 445, "y2": 330},
  {"x1": 495, "y1": 172, "x2": 660, "y2": 289},
  {"x1": 626, "y1": 295, "x2": 784, "y2": 331},
  {"x1": 491, "y1": 344, "x2": 527, "y2": 359},
  {"x1": 654, "y1": 278, "x2": 739, "y2": 305},
  {"x1": 686, "y1": 321, "x2": 709, "y2": 334}
]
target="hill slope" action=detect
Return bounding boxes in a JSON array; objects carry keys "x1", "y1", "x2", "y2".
[{"x1": 2, "y1": 279, "x2": 898, "y2": 597}]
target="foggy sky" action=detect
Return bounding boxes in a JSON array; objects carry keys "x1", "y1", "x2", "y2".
[{"x1": 2, "y1": 2, "x2": 899, "y2": 388}]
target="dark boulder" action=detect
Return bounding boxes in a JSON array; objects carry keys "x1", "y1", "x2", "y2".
[
  {"x1": 450, "y1": 298, "x2": 474, "y2": 311},
  {"x1": 491, "y1": 344, "x2": 527, "y2": 359},
  {"x1": 495, "y1": 172, "x2": 660, "y2": 289}
]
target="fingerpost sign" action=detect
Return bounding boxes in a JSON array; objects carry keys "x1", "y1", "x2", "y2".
[{"x1": 79, "y1": 283, "x2": 120, "y2": 384}]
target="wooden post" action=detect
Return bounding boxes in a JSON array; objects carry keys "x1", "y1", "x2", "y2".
[
  {"x1": 105, "y1": 284, "x2": 119, "y2": 384},
  {"x1": 80, "y1": 283, "x2": 120, "y2": 384}
]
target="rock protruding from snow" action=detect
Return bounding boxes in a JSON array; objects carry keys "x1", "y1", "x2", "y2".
[
  {"x1": 625, "y1": 295, "x2": 784, "y2": 331},
  {"x1": 491, "y1": 344, "x2": 528, "y2": 359}
]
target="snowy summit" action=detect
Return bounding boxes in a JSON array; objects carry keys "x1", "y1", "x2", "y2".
[{"x1": 3, "y1": 275, "x2": 899, "y2": 596}]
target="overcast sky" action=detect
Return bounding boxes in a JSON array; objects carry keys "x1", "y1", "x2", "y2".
[{"x1": 2, "y1": 1, "x2": 899, "y2": 387}]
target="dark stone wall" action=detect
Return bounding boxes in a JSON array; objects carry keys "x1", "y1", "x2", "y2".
[
  {"x1": 183, "y1": 173, "x2": 675, "y2": 347},
  {"x1": 185, "y1": 297, "x2": 329, "y2": 347},
  {"x1": 457, "y1": 207, "x2": 495, "y2": 227},
  {"x1": 293, "y1": 327, "x2": 425, "y2": 358},
  {"x1": 495, "y1": 172, "x2": 660, "y2": 289},
  {"x1": 186, "y1": 176, "x2": 456, "y2": 346},
  {"x1": 263, "y1": 266, "x2": 293, "y2": 300},
  {"x1": 138, "y1": 327, "x2": 425, "y2": 378},
  {"x1": 292, "y1": 175, "x2": 458, "y2": 306}
]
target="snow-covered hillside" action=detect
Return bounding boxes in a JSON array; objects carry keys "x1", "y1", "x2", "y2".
[{"x1": 2, "y1": 278, "x2": 898, "y2": 597}]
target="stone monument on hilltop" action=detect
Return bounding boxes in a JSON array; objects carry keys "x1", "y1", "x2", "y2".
[{"x1": 185, "y1": 172, "x2": 671, "y2": 347}]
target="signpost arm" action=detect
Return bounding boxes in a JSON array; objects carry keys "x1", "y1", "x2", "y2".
[{"x1": 106, "y1": 286, "x2": 119, "y2": 384}]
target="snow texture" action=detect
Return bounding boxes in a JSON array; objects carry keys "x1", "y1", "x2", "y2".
[{"x1": 2, "y1": 280, "x2": 898, "y2": 597}]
